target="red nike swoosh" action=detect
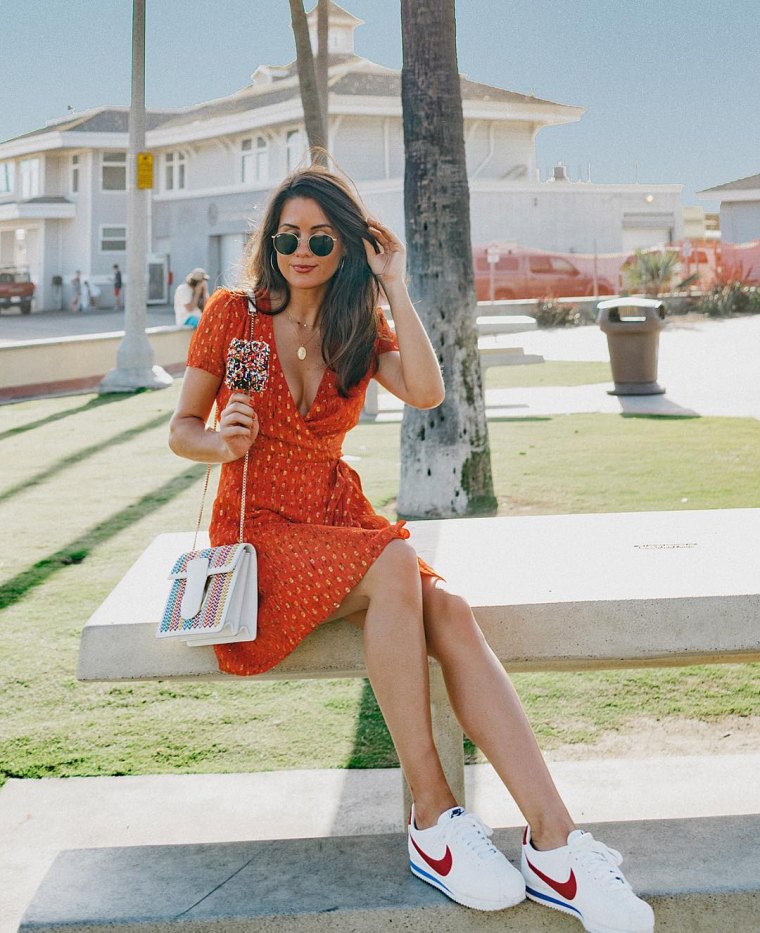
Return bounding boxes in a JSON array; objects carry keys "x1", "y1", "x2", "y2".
[
  {"x1": 526, "y1": 856, "x2": 577, "y2": 900},
  {"x1": 410, "y1": 836, "x2": 453, "y2": 876}
]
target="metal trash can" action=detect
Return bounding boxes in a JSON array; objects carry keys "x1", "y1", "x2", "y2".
[{"x1": 597, "y1": 297, "x2": 666, "y2": 395}]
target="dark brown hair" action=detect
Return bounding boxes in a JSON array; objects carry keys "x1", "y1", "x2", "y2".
[{"x1": 237, "y1": 164, "x2": 382, "y2": 396}]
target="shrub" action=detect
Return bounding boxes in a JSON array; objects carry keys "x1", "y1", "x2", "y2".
[
  {"x1": 623, "y1": 249, "x2": 678, "y2": 296},
  {"x1": 693, "y1": 281, "x2": 760, "y2": 317},
  {"x1": 535, "y1": 299, "x2": 582, "y2": 328}
]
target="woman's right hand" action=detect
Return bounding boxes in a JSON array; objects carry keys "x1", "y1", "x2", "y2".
[{"x1": 219, "y1": 392, "x2": 259, "y2": 461}]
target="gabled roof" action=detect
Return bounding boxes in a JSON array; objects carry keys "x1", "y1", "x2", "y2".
[
  {"x1": 1, "y1": 51, "x2": 579, "y2": 149},
  {"x1": 700, "y1": 172, "x2": 760, "y2": 194},
  {"x1": 3, "y1": 107, "x2": 177, "y2": 145}
]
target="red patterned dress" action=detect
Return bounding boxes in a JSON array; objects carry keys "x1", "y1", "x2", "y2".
[{"x1": 186, "y1": 288, "x2": 439, "y2": 676}]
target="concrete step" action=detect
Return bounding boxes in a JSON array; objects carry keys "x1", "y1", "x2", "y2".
[{"x1": 19, "y1": 815, "x2": 760, "y2": 932}]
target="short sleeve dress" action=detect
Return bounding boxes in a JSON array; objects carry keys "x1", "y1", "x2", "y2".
[{"x1": 186, "y1": 288, "x2": 440, "y2": 677}]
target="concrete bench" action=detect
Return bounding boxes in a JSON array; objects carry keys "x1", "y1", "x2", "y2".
[
  {"x1": 362, "y1": 326, "x2": 543, "y2": 419},
  {"x1": 77, "y1": 508, "x2": 760, "y2": 816},
  {"x1": 21, "y1": 508, "x2": 760, "y2": 932}
]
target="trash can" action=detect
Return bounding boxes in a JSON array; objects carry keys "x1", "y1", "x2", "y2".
[{"x1": 597, "y1": 297, "x2": 666, "y2": 395}]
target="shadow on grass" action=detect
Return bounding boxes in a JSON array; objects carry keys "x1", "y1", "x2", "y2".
[
  {"x1": 0, "y1": 411, "x2": 171, "y2": 504},
  {"x1": 0, "y1": 393, "x2": 126, "y2": 442},
  {"x1": 0, "y1": 464, "x2": 205, "y2": 612},
  {"x1": 620, "y1": 412, "x2": 701, "y2": 420},
  {"x1": 346, "y1": 680, "x2": 397, "y2": 769}
]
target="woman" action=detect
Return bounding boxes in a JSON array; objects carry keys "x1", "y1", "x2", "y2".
[{"x1": 169, "y1": 166, "x2": 654, "y2": 933}]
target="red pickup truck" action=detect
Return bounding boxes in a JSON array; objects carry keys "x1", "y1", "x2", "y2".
[{"x1": 0, "y1": 267, "x2": 35, "y2": 314}]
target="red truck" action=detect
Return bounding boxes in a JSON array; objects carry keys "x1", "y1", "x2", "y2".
[
  {"x1": 0, "y1": 267, "x2": 35, "y2": 314},
  {"x1": 473, "y1": 247, "x2": 613, "y2": 301}
]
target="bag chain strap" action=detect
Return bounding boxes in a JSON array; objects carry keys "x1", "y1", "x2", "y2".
[{"x1": 191, "y1": 303, "x2": 255, "y2": 552}]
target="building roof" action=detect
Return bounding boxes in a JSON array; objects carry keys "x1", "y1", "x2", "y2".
[
  {"x1": 4, "y1": 107, "x2": 177, "y2": 145},
  {"x1": 700, "y1": 172, "x2": 760, "y2": 194},
  {"x1": 1, "y1": 13, "x2": 579, "y2": 149}
]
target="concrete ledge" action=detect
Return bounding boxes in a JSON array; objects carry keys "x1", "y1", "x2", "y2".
[
  {"x1": 78, "y1": 509, "x2": 760, "y2": 682},
  {"x1": 0, "y1": 326, "x2": 191, "y2": 400},
  {"x1": 18, "y1": 815, "x2": 760, "y2": 931}
]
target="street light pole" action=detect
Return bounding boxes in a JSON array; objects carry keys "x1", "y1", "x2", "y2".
[{"x1": 99, "y1": 0, "x2": 171, "y2": 394}]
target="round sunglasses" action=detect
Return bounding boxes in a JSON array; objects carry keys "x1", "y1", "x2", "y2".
[{"x1": 272, "y1": 232, "x2": 338, "y2": 258}]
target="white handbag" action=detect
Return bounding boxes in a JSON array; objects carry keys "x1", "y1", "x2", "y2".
[
  {"x1": 157, "y1": 542, "x2": 258, "y2": 647},
  {"x1": 157, "y1": 301, "x2": 265, "y2": 647}
]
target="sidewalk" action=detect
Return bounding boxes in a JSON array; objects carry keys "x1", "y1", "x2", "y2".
[
  {"x1": 2, "y1": 753, "x2": 759, "y2": 933},
  {"x1": 3, "y1": 307, "x2": 757, "y2": 420}
]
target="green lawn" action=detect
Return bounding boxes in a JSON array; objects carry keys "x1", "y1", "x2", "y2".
[
  {"x1": 484, "y1": 360, "x2": 612, "y2": 389},
  {"x1": 1, "y1": 382, "x2": 758, "y2": 784}
]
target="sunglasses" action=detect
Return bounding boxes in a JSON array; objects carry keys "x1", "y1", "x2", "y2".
[{"x1": 272, "y1": 232, "x2": 338, "y2": 258}]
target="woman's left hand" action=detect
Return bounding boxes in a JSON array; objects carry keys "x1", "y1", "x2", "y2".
[{"x1": 363, "y1": 218, "x2": 406, "y2": 287}]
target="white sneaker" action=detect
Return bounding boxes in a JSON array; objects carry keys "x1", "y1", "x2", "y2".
[
  {"x1": 521, "y1": 826, "x2": 655, "y2": 933},
  {"x1": 408, "y1": 805, "x2": 525, "y2": 910}
]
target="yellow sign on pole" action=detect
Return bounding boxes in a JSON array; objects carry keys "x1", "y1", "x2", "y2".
[{"x1": 136, "y1": 152, "x2": 153, "y2": 190}]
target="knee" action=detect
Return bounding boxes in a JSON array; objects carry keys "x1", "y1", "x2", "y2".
[
  {"x1": 422, "y1": 585, "x2": 484, "y2": 660},
  {"x1": 364, "y1": 539, "x2": 421, "y2": 601}
]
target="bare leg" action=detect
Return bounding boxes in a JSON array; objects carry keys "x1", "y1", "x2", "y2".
[
  {"x1": 325, "y1": 540, "x2": 457, "y2": 828},
  {"x1": 421, "y1": 577, "x2": 575, "y2": 850}
]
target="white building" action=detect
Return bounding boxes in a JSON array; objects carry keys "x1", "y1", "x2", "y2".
[
  {"x1": 0, "y1": 2, "x2": 682, "y2": 310},
  {"x1": 698, "y1": 172, "x2": 760, "y2": 244}
]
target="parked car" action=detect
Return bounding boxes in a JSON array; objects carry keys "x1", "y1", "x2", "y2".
[
  {"x1": 473, "y1": 247, "x2": 613, "y2": 301},
  {"x1": 0, "y1": 267, "x2": 35, "y2": 314}
]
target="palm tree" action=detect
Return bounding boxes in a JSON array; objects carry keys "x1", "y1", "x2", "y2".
[
  {"x1": 397, "y1": 0, "x2": 496, "y2": 517},
  {"x1": 624, "y1": 249, "x2": 678, "y2": 297},
  {"x1": 288, "y1": 0, "x2": 328, "y2": 161}
]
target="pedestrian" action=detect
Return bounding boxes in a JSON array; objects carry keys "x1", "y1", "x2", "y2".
[
  {"x1": 173, "y1": 267, "x2": 209, "y2": 327},
  {"x1": 70, "y1": 270, "x2": 81, "y2": 312},
  {"x1": 81, "y1": 279, "x2": 91, "y2": 311},
  {"x1": 113, "y1": 264, "x2": 122, "y2": 310},
  {"x1": 168, "y1": 165, "x2": 654, "y2": 933}
]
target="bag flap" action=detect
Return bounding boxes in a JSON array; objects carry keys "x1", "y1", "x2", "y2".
[
  {"x1": 169, "y1": 543, "x2": 247, "y2": 580},
  {"x1": 179, "y1": 555, "x2": 209, "y2": 620}
]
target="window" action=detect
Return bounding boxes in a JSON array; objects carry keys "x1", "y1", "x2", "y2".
[
  {"x1": 286, "y1": 129, "x2": 305, "y2": 173},
  {"x1": 164, "y1": 151, "x2": 186, "y2": 191},
  {"x1": 100, "y1": 225, "x2": 126, "y2": 252},
  {"x1": 71, "y1": 154, "x2": 79, "y2": 194},
  {"x1": 0, "y1": 162, "x2": 14, "y2": 195},
  {"x1": 529, "y1": 256, "x2": 553, "y2": 275},
  {"x1": 241, "y1": 136, "x2": 268, "y2": 185},
  {"x1": 101, "y1": 152, "x2": 127, "y2": 191},
  {"x1": 20, "y1": 159, "x2": 40, "y2": 199}
]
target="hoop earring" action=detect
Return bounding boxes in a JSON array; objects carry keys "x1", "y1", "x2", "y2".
[
  {"x1": 338, "y1": 257, "x2": 345, "y2": 273},
  {"x1": 270, "y1": 253, "x2": 277, "y2": 272}
]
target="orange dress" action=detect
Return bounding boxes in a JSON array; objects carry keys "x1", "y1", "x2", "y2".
[{"x1": 186, "y1": 288, "x2": 439, "y2": 676}]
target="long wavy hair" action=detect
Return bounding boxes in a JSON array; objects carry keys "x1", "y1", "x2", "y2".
[{"x1": 237, "y1": 165, "x2": 382, "y2": 396}]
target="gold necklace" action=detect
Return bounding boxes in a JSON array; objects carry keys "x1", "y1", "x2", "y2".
[{"x1": 284, "y1": 310, "x2": 320, "y2": 361}]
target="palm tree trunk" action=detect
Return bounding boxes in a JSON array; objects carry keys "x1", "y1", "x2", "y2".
[
  {"x1": 398, "y1": 0, "x2": 496, "y2": 517},
  {"x1": 289, "y1": 0, "x2": 327, "y2": 161},
  {"x1": 316, "y1": 0, "x2": 329, "y2": 138}
]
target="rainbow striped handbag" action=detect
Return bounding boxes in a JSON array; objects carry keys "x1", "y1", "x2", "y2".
[
  {"x1": 157, "y1": 299, "x2": 263, "y2": 647},
  {"x1": 157, "y1": 542, "x2": 257, "y2": 647}
]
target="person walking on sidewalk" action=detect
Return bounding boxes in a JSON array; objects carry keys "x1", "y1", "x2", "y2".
[
  {"x1": 112, "y1": 264, "x2": 123, "y2": 311},
  {"x1": 168, "y1": 164, "x2": 654, "y2": 933},
  {"x1": 70, "y1": 270, "x2": 82, "y2": 312}
]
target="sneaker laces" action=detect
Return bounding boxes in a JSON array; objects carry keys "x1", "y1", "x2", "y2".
[
  {"x1": 445, "y1": 811, "x2": 502, "y2": 862},
  {"x1": 569, "y1": 833, "x2": 633, "y2": 892}
]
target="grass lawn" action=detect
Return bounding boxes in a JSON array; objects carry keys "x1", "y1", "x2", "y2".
[
  {"x1": 484, "y1": 360, "x2": 612, "y2": 390},
  {"x1": 1, "y1": 382, "x2": 758, "y2": 784}
]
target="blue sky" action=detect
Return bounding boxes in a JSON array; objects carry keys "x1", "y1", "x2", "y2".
[{"x1": 1, "y1": 0, "x2": 758, "y2": 208}]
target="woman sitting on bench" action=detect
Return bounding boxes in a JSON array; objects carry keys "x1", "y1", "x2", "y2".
[{"x1": 168, "y1": 164, "x2": 654, "y2": 933}]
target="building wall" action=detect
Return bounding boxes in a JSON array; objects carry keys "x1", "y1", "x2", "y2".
[{"x1": 720, "y1": 201, "x2": 760, "y2": 244}]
